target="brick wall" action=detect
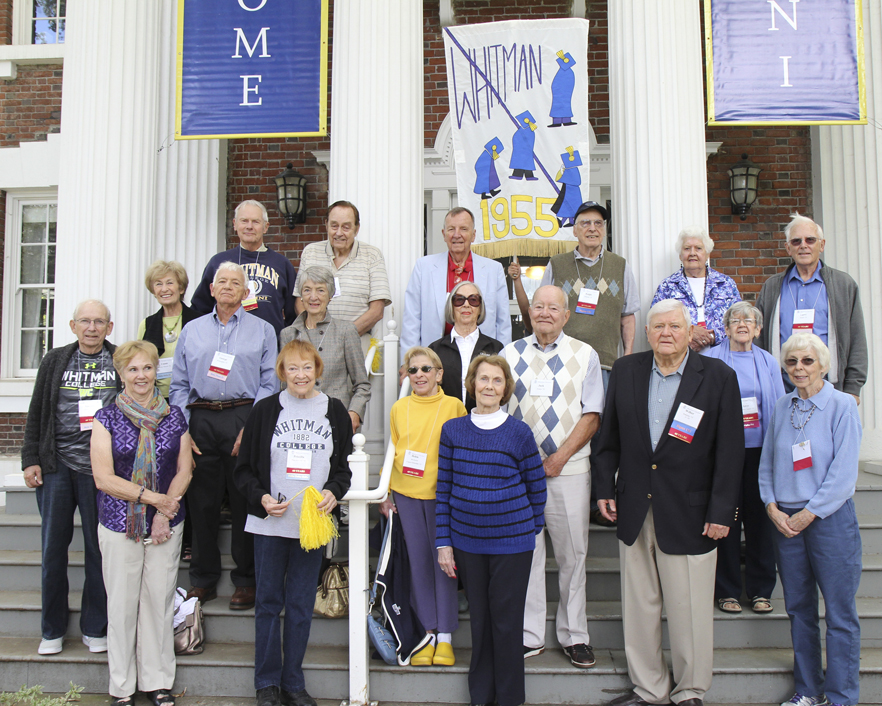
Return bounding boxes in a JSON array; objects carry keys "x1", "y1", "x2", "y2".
[
  {"x1": 0, "y1": 0, "x2": 12, "y2": 45},
  {"x1": 0, "y1": 65, "x2": 63, "y2": 147},
  {"x1": 0, "y1": 415, "x2": 26, "y2": 457},
  {"x1": 585, "y1": 1, "x2": 609, "y2": 142}
]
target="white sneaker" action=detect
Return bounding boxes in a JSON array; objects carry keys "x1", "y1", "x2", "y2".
[
  {"x1": 780, "y1": 694, "x2": 830, "y2": 706},
  {"x1": 82, "y1": 635, "x2": 108, "y2": 653},
  {"x1": 38, "y1": 637, "x2": 63, "y2": 655}
]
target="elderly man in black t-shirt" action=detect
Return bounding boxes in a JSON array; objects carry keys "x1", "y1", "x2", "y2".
[{"x1": 22, "y1": 299, "x2": 121, "y2": 656}]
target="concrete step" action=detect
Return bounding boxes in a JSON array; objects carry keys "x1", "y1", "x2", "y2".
[
  {"x1": 4, "y1": 486, "x2": 38, "y2": 515},
  {"x1": 6, "y1": 697, "x2": 784, "y2": 706},
  {"x1": 2, "y1": 637, "x2": 881, "y2": 704}
]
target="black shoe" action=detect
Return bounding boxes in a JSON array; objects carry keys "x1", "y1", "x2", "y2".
[
  {"x1": 281, "y1": 689, "x2": 317, "y2": 706},
  {"x1": 563, "y1": 643, "x2": 595, "y2": 668},
  {"x1": 608, "y1": 691, "x2": 653, "y2": 706},
  {"x1": 256, "y1": 686, "x2": 281, "y2": 706},
  {"x1": 523, "y1": 644, "x2": 545, "y2": 658}
]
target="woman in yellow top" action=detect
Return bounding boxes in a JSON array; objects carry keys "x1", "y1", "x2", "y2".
[{"x1": 380, "y1": 346, "x2": 466, "y2": 667}]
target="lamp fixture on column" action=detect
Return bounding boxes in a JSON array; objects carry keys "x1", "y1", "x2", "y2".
[
  {"x1": 728, "y1": 153, "x2": 761, "y2": 220},
  {"x1": 274, "y1": 163, "x2": 308, "y2": 229}
]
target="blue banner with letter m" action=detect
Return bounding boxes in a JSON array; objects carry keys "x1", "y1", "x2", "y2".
[
  {"x1": 176, "y1": 0, "x2": 328, "y2": 138},
  {"x1": 705, "y1": 0, "x2": 866, "y2": 125}
]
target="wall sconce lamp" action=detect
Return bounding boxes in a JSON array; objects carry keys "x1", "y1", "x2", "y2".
[
  {"x1": 728, "y1": 153, "x2": 762, "y2": 220},
  {"x1": 274, "y1": 163, "x2": 308, "y2": 229}
]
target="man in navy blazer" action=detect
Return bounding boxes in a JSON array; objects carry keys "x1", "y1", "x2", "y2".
[
  {"x1": 593, "y1": 299, "x2": 744, "y2": 706},
  {"x1": 400, "y1": 207, "x2": 511, "y2": 362}
]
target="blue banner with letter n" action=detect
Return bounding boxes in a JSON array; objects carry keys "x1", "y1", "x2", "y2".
[
  {"x1": 705, "y1": 0, "x2": 866, "y2": 125},
  {"x1": 176, "y1": 0, "x2": 328, "y2": 139}
]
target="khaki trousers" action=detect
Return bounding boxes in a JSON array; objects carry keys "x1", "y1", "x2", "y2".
[
  {"x1": 98, "y1": 523, "x2": 182, "y2": 697},
  {"x1": 620, "y1": 506, "x2": 716, "y2": 704},
  {"x1": 523, "y1": 472, "x2": 590, "y2": 648}
]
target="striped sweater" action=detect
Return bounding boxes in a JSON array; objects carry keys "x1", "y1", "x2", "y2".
[{"x1": 435, "y1": 415, "x2": 546, "y2": 555}]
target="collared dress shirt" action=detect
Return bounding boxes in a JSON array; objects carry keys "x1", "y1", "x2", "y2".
[
  {"x1": 170, "y1": 305, "x2": 279, "y2": 423},
  {"x1": 648, "y1": 353, "x2": 689, "y2": 450},
  {"x1": 452, "y1": 327, "x2": 480, "y2": 400},
  {"x1": 778, "y1": 262, "x2": 829, "y2": 346}
]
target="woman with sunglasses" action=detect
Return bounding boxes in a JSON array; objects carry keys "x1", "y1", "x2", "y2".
[
  {"x1": 429, "y1": 281, "x2": 504, "y2": 410},
  {"x1": 759, "y1": 332, "x2": 862, "y2": 706},
  {"x1": 234, "y1": 340, "x2": 353, "y2": 706},
  {"x1": 380, "y1": 346, "x2": 466, "y2": 667}
]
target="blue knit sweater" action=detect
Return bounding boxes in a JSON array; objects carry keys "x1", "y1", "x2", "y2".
[{"x1": 435, "y1": 415, "x2": 546, "y2": 555}]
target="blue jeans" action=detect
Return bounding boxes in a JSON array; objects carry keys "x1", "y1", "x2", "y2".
[
  {"x1": 35, "y1": 457, "x2": 107, "y2": 639},
  {"x1": 253, "y1": 534, "x2": 324, "y2": 693},
  {"x1": 775, "y1": 500, "x2": 862, "y2": 705}
]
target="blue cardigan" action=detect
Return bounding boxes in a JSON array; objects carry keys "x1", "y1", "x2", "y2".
[{"x1": 435, "y1": 415, "x2": 546, "y2": 555}]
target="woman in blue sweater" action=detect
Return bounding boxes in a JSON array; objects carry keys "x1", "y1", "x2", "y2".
[
  {"x1": 759, "y1": 333, "x2": 862, "y2": 706},
  {"x1": 436, "y1": 355, "x2": 546, "y2": 706}
]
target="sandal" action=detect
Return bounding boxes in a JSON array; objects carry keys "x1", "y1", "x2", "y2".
[
  {"x1": 181, "y1": 545, "x2": 192, "y2": 562},
  {"x1": 110, "y1": 697, "x2": 134, "y2": 706},
  {"x1": 145, "y1": 690, "x2": 175, "y2": 706},
  {"x1": 717, "y1": 597, "x2": 742, "y2": 613},
  {"x1": 751, "y1": 597, "x2": 773, "y2": 613}
]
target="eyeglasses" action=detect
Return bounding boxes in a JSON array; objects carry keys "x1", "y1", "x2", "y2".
[
  {"x1": 452, "y1": 294, "x2": 482, "y2": 307},
  {"x1": 407, "y1": 365, "x2": 436, "y2": 375},
  {"x1": 729, "y1": 318, "x2": 757, "y2": 326},
  {"x1": 75, "y1": 318, "x2": 109, "y2": 328},
  {"x1": 784, "y1": 357, "x2": 817, "y2": 368},
  {"x1": 576, "y1": 219, "x2": 604, "y2": 229},
  {"x1": 789, "y1": 237, "x2": 819, "y2": 247}
]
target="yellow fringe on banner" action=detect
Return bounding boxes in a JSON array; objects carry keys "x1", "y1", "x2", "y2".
[
  {"x1": 295, "y1": 486, "x2": 339, "y2": 550},
  {"x1": 369, "y1": 337, "x2": 381, "y2": 373},
  {"x1": 472, "y1": 238, "x2": 577, "y2": 261}
]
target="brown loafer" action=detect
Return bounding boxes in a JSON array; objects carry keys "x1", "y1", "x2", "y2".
[
  {"x1": 230, "y1": 586, "x2": 256, "y2": 610},
  {"x1": 186, "y1": 585, "x2": 217, "y2": 604}
]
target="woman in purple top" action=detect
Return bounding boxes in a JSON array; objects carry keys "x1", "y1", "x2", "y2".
[
  {"x1": 92, "y1": 340, "x2": 193, "y2": 706},
  {"x1": 706, "y1": 302, "x2": 785, "y2": 614}
]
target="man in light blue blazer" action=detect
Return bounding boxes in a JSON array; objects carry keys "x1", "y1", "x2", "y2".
[{"x1": 400, "y1": 207, "x2": 512, "y2": 362}]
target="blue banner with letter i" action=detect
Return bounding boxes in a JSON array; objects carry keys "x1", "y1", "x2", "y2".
[{"x1": 176, "y1": 0, "x2": 328, "y2": 139}]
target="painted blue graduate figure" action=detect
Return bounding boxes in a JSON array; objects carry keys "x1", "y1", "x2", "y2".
[
  {"x1": 549, "y1": 50, "x2": 577, "y2": 128},
  {"x1": 550, "y1": 146, "x2": 582, "y2": 227},
  {"x1": 509, "y1": 110, "x2": 539, "y2": 181},
  {"x1": 474, "y1": 137, "x2": 504, "y2": 200}
]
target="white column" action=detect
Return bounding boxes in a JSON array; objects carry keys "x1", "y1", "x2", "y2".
[
  {"x1": 608, "y1": 0, "x2": 709, "y2": 348},
  {"x1": 811, "y1": 1, "x2": 882, "y2": 458},
  {"x1": 55, "y1": 0, "x2": 225, "y2": 344}
]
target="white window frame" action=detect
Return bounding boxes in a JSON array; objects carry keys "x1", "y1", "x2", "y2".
[
  {"x1": 12, "y1": 0, "x2": 66, "y2": 46},
  {"x1": 0, "y1": 0, "x2": 65, "y2": 78},
  {"x1": 1, "y1": 188, "x2": 58, "y2": 380}
]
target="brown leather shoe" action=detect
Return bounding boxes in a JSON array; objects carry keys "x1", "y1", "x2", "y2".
[
  {"x1": 229, "y1": 585, "x2": 256, "y2": 610},
  {"x1": 186, "y1": 585, "x2": 217, "y2": 603}
]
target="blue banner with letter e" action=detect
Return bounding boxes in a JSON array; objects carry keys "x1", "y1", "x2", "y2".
[
  {"x1": 705, "y1": 0, "x2": 866, "y2": 125},
  {"x1": 176, "y1": 0, "x2": 328, "y2": 139}
]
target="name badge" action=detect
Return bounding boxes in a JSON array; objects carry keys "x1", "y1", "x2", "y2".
[
  {"x1": 742, "y1": 396, "x2": 760, "y2": 429},
  {"x1": 333, "y1": 276, "x2": 342, "y2": 299},
  {"x1": 207, "y1": 352, "x2": 236, "y2": 381},
  {"x1": 668, "y1": 403, "x2": 704, "y2": 443},
  {"x1": 243, "y1": 281, "x2": 259, "y2": 311},
  {"x1": 78, "y1": 399, "x2": 103, "y2": 431},
  {"x1": 402, "y1": 449, "x2": 427, "y2": 478},
  {"x1": 157, "y1": 357, "x2": 174, "y2": 380},
  {"x1": 530, "y1": 378, "x2": 554, "y2": 397},
  {"x1": 792, "y1": 440, "x2": 812, "y2": 471},
  {"x1": 792, "y1": 309, "x2": 814, "y2": 331},
  {"x1": 575, "y1": 287, "x2": 600, "y2": 315},
  {"x1": 287, "y1": 449, "x2": 312, "y2": 478}
]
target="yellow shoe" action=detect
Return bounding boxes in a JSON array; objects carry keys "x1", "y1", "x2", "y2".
[
  {"x1": 433, "y1": 641, "x2": 455, "y2": 666},
  {"x1": 410, "y1": 641, "x2": 435, "y2": 666}
]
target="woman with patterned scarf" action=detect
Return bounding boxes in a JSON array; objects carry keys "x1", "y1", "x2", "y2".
[{"x1": 91, "y1": 340, "x2": 194, "y2": 706}]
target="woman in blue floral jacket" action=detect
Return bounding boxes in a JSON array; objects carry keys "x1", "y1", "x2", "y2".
[{"x1": 651, "y1": 226, "x2": 741, "y2": 353}]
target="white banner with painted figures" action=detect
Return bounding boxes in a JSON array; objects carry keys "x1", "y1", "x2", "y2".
[{"x1": 443, "y1": 18, "x2": 591, "y2": 258}]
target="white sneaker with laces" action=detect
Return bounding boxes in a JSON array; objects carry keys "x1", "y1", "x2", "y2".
[
  {"x1": 780, "y1": 694, "x2": 830, "y2": 706},
  {"x1": 82, "y1": 635, "x2": 108, "y2": 653},
  {"x1": 38, "y1": 637, "x2": 63, "y2": 655}
]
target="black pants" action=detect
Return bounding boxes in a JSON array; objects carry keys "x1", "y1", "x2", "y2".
[
  {"x1": 188, "y1": 405, "x2": 255, "y2": 589},
  {"x1": 714, "y1": 446, "x2": 777, "y2": 600},
  {"x1": 454, "y1": 548, "x2": 532, "y2": 706}
]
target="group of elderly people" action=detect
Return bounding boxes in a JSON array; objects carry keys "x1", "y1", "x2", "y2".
[{"x1": 21, "y1": 196, "x2": 867, "y2": 706}]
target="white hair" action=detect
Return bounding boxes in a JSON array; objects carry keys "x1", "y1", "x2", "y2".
[
  {"x1": 647, "y1": 299, "x2": 690, "y2": 326},
  {"x1": 723, "y1": 301, "x2": 763, "y2": 330},
  {"x1": 72, "y1": 299, "x2": 112, "y2": 322},
  {"x1": 783, "y1": 212, "x2": 824, "y2": 241},
  {"x1": 212, "y1": 261, "x2": 246, "y2": 287},
  {"x1": 781, "y1": 332, "x2": 831, "y2": 373},
  {"x1": 234, "y1": 199, "x2": 268, "y2": 223},
  {"x1": 676, "y1": 225, "x2": 714, "y2": 255}
]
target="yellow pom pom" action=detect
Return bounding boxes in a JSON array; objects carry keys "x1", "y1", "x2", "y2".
[
  {"x1": 369, "y1": 337, "x2": 382, "y2": 374},
  {"x1": 298, "y1": 486, "x2": 339, "y2": 551}
]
